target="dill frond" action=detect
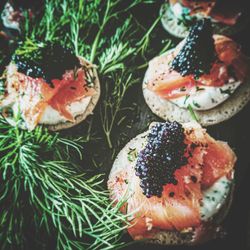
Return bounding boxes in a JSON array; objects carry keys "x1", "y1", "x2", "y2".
[{"x1": 0, "y1": 117, "x2": 128, "y2": 250}]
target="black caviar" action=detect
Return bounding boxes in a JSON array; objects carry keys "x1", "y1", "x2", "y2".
[
  {"x1": 13, "y1": 43, "x2": 80, "y2": 87},
  {"x1": 135, "y1": 121, "x2": 187, "y2": 198},
  {"x1": 171, "y1": 19, "x2": 215, "y2": 79}
]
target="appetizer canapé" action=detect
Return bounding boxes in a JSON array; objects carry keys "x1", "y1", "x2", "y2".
[
  {"x1": 108, "y1": 121, "x2": 236, "y2": 245},
  {"x1": 0, "y1": 42, "x2": 100, "y2": 130},
  {"x1": 161, "y1": 0, "x2": 249, "y2": 38},
  {"x1": 143, "y1": 19, "x2": 250, "y2": 126},
  {"x1": 1, "y1": 0, "x2": 44, "y2": 32}
]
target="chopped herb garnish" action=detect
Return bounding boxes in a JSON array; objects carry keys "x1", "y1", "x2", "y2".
[
  {"x1": 184, "y1": 94, "x2": 190, "y2": 104},
  {"x1": 192, "y1": 101, "x2": 201, "y2": 108},
  {"x1": 0, "y1": 78, "x2": 6, "y2": 96},
  {"x1": 211, "y1": 97, "x2": 216, "y2": 104},
  {"x1": 196, "y1": 86, "x2": 205, "y2": 91},
  {"x1": 219, "y1": 87, "x2": 234, "y2": 96},
  {"x1": 128, "y1": 147, "x2": 138, "y2": 162},
  {"x1": 188, "y1": 104, "x2": 199, "y2": 122}
]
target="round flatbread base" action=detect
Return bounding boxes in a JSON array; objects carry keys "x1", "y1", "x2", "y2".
[
  {"x1": 5, "y1": 56, "x2": 100, "y2": 131},
  {"x1": 109, "y1": 128, "x2": 234, "y2": 245},
  {"x1": 47, "y1": 57, "x2": 100, "y2": 131},
  {"x1": 143, "y1": 53, "x2": 250, "y2": 126},
  {"x1": 160, "y1": 2, "x2": 250, "y2": 39}
]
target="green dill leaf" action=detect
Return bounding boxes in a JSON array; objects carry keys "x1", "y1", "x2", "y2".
[
  {"x1": 187, "y1": 104, "x2": 199, "y2": 122},
  {"x1": 192, "y1": 101, "x2": 201, "y2": 108},
  {"x1": 127, "y1": 148, "x2": 138, "y2": 162},
  {"x1": 219, "y1": 87, "x2": 234, "y2": 96}
]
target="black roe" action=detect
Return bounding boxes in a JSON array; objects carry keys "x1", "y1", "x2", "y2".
[
  {"x1": 171, "y1": 19, "x2": 216, "y2": 79},
  {"x1": 135, "y1": 121, "x2": 187, "y2": 198},
  {"x1": 13, "y1": 43, "x2": 80, "y2": 87}
]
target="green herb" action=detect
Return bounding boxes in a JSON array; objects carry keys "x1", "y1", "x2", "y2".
[
  {"x1": 0, "y1": 78, "x2": 5, "y2": 96},
  {"x1": 136, "y1": 15, "x2": 161, "y2": 56},
  {"x1": 0, "y1": 116, "x2": 129, "y2": 250},
  {"x1": 211, "y1": 97, "x2": 216, "y2": 104},
  {"x1": 100, "y1": 71, "x2": 138, "y2": 148},
  {"x1": 127, "y1": 148, "x2": 138, "y2": 162},
  {"x1": 184, "y1": 94, "x2": 190, "y2": 104},
  {"x1": 98, "y1": 18, "x2": 136, "y2": 75},
  {"x1": 188, "y1": 104, "x2": 199, "y2": 122},
  {"x1": 219, "y1": 87, "x2": 234, "y2": 96},
  {"x1": 192, "y1": 101, "x2": 201, "y2": 108},
  {"x1": 196, "y1": 86, "x2": 205, "y2": 91},
  {"x1": 15, "y1": 38, "x2": 44, "y2": 58}
]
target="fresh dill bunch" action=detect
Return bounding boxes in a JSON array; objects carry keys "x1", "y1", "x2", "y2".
[
  {"x1": 97, "y1": 12, "x2": 163, "y2": 148},
  {"x1": 98, "y1": 18, "x2": 136, "y2": 75},
  {"x1": 0, "y1": 117, "x2": 129, "y2": 250},
  {"x1": 100, "y1": 70, "x2": 139, "y2": 148}
]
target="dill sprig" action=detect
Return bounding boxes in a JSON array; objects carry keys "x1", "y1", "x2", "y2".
[
  {"x1": 0, "y1": 117, "x2": 128, "y2": 250},
  {"x1": 98, "y1": 18, "x2": 136, "y2": 75},
  {"x1": 98, "y1": 11, "x2": 163, "y2": 148},
  {"x1": 100, "y1": 71, "x2": 138, "y2": 148},
  {"x1": 187, "y1": 104, "x2": 199, "y2": 122}
]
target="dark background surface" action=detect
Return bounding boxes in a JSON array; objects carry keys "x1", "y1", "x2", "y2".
[{"x1": 1, "y1": 1, "x2": 250, "y2": 250}]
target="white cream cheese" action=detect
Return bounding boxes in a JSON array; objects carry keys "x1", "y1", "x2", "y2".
[
  {"x1": 171, "y1": 2, "x2": 187, "y2": 19},
  {"x1": 170, "y1": 2, "x2": 219, "y2": 23},
  {"x1": 200, "y1": 176, "x2": 232, "y2": 221},
  {"x1": 170, "y1": 81, "x2": 241, "y2": 110},
  {"x1": 39, "y1": 96, "x2": 91, "y2": 125}
]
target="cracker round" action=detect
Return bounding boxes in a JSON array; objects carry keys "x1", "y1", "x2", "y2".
[
  {"x1": 160, "y1": 1, "x2": 250, "y2": 39},
  {"x1": 4, "y1": 56, "x2": 101, "y2": 131},
  {"x1": 143, "y1": 52, "x2": 250, "y2": 126},
  {"x1": 109, "y1": 127, "x2": 234, "y2": 245},
  {"x1": 47, "y1": 57, "x2": 100, "y2": 131}
]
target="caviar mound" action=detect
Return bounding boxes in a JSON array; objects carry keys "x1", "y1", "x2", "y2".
[
  {"x1": 171, "y1": 19, "x2": 215, "y2": 78},
  {"x1": 135, "y1": 121, "x2": 187, "y2": 198},
  {"x1": 13, "y1": 42, "x2": 80, "y2": 85}
]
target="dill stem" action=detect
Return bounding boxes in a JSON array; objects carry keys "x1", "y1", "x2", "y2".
[
  {"x1": 90, "y1": 28, "x2": 102, "y2": 63},
  {"x1": 106, "y1": 132, "x2": 112, "y2": 149},
  {"x1": 137, "y1": 62, "x2": 148, "y2": 70},
  {"x1": 136, "y1": 15, "x2": 161, "y2": 52},
  {"x1": 90, "y1": 0, "x2": 111, "y2": 63}
]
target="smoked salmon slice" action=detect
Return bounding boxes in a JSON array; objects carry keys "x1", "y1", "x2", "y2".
[
  {"x1": 202, "y1": 135, "x2": 236, "y2": 188},
  {"x1": 49, "y1": 68, "x2": 95, "y2": 122},
  {"x1": 109, "y1": 123, "x2": 236, "y2": 240},
  {"x1": 147, "y1": 35, "x2": 248, "y2": 100}
]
